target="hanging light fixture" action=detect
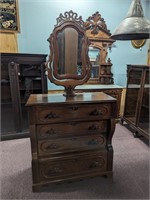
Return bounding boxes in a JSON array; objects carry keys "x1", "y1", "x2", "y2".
[{"x1": 111, "y1": 0, "x2": 150, "y2": 40}]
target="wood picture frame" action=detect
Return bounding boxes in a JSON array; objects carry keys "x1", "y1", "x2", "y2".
[
  {"x1": 0, "y1": 0, "x2": 20, "y2": 33},
  {"x1": 131, "y1": 39, "x2": 146, "y2": 49}
]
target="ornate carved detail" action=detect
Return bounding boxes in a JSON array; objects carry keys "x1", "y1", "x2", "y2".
[
  {"x1": 85, "y1": 11, "x2": 110, "y2": 35},
  {"x1": 88, "y1": 124, "x2": 100, "y2": 130},
  {"x1": 56, "y1": 10, "x2": 84, "y2": 28},
  {"x1": 48, "y1": 167, "x2": 63, "y2": 175},
  {"x1": 46, "y1": 128, "x2": 57, "y2": 135},
  {"x1": 88, "y1": 139, "x2": 100, "y2": 145},
  {"x1": 70, "y1": 106, "x2": 79, "y2": 111},
  {"x1": 87, "y1": 136, "x2": 105, "y2": 146},
  {"x1": 43, "y1": 143, "x2": 58, "y2": 151},
  {"x1": 41, "y1": 142, "x2": 58, "y2": 152},
  {"x1": 42, "y1": 164, "x2": 63, "y2": 178},
  {"x1": 85, "y1": 12, "x2": 115, "y2": 85},
  {"x1": 88, "y1": 121, "x2": 106, "y2": 131},
  {"x1": 46, "y1": 143, "x2": 58, "y2": 150},
  {"x1": 38, "y1": 127, "x2": 58, "y2": 138},
  {"x1": 90, "y1": 109, "x2": 102, "y2": 116},
  {"x1": 89, "y1": 107, "x2": 108, "y2": 116},
  {"x1": 45, "y1": 112, "x2": 60, "y2": 119}
]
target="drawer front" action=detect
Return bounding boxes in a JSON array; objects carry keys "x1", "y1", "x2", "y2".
[
  {"x1": 38, "y1": 135, "x2": 106, "y2": 156},
  {"x1": 35, "y1": 103, "x2": 112, "y2": 124},
  {"x1": 39, "y1": 151, "x2": 107, "y2": 181},
  {"x1": 37, "y1": 120, "x2": 107, "y2": 139}
]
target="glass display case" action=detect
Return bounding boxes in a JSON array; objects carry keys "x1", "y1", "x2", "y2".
[
  {"x1": 121, "y1": 65, "x2": 149, "y2": 139},
  {"x1": 1, "y1": 53, "x2": 48, "y2": 140}
]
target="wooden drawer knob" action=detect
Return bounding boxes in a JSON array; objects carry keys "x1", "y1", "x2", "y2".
[
  {"x1": 90, "y1": 161, "x2": 100, "y2": 168},
  {"x1": 45, "y1": 112, "x2": 60, "y2": 119},
  {"x1": 45, "y1": 143, "x2": 58, "y2": 150},
  {"x1": 90, "y1": 109, "x2": 103, "y2": 116},
  {"x1": 48, "y1": 167, "x2": 62, "y2": 175},
  {"x1": 88, "y1": 139, "x2": 99, "y2": 145},
  {"x1": 88, "y1": 124, "x2": 100, "y2": 130},
  {"x1": 69, "y1": 106, "x2": 79, "y2": 111},
  {"x1": 46, "y1": 128, "x2": 56, "y2": 135}
]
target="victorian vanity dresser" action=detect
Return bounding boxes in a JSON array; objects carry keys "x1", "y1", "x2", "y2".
[
  {"x1": 27, "y1": 92, "x2": 117, "y2": 191},
  {"x1": 26, "y1": 11, "x2": 117, "y2": 191}
]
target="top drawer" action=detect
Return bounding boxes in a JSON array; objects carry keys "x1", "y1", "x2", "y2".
[{"x1": 34, "y1": 103, "x2": 114, "y2": 124}]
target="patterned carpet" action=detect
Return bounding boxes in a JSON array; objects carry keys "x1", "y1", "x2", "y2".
[{"x1": 0, "y1": 123, "x2": 149, "y2": 199}]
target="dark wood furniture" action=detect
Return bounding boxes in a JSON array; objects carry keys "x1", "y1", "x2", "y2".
[
  {"x1": 76, "y1": 84, "x2": 122, "y2": 118},
  {"x1": 26, "y1": 92, "x2": 117, "y2": 191},
  {"x1": 85, "y1": 12, "x2": 115, "y2": 84},
  {"x1": 121, "y1": 65, "x2": 149, "y2": 139},
  {"x1": 46, "y1": 10, "x2": 91, "y2": 97},
  {"x1": 1, "y1": 53, "x2": 48, "y2": 140},
  {"x1": 27, "y1": 11, "x2": 117, "y2": 191}
]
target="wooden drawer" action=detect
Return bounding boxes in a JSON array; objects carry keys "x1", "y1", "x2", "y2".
[
  {"x1": 38, "y1": 151, "x2": 107, "y2": 181},
  {"x1": 35, "y1": 103, "x2": 112, "y2": 124},
  {"x1": 38, "y1": 134, "x2": 106, "y2": 156},
  {"x1": 37, "y1": 120, "x2": 107, "y2": 139}
]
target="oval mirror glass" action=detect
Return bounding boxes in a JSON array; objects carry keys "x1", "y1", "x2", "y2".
[{"x1": 57, "y1": 27, "x2": 84, "y2": 76}]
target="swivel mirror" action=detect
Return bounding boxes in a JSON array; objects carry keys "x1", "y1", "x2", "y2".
[{"x1": 46, "y1": 10, "x2": 92, "y2": 97}]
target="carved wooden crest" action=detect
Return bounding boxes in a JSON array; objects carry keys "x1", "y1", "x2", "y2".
[
  {"x1": 55, "y1": 10, "x2": 85, "y2": 28},
  {"x1": 85, "y1": 12, "x2": 110, "y2": 35},
  {"x1": 85, "y1": 12, "x2": 114, "y2": 42}
]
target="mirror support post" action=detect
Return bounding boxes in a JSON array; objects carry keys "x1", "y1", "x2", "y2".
[{"x1": 63, "y1": 86, "x2": 76, "y2": 97}]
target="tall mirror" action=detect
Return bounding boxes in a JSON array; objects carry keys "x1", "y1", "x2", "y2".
[
  {"x1": 46, "y1": 10, "x2": 92, "y2": 97},
  {"x1": 57, "y1": 27, "x2": 84, "y2": 77},
  {"x1": 85, "y1": 12, "x2": 115, "y2": 84}
]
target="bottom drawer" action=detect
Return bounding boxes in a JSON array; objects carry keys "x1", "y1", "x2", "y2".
[{"x1": 38, "y1": 151, "x2": 107, "y2": 181}]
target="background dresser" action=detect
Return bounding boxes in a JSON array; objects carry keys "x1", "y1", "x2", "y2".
[
  {"x1": 76, "y1": 84, "x2": 122, "y2": 118},
  {"x1": 1, "y1": 53, "x2": 48, "y2": 140},
  {"x1": 26, "y1": 92, "x2": 117, "y2": 191}
]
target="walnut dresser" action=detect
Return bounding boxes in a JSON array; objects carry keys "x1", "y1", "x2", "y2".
[{"x1": 26, "y1": 92, "x2": 117, "y2": 191}]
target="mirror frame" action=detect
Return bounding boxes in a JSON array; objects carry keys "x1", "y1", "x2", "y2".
[
  {"x1": 46, "y1": 10, "x2": 92, "y2": 97},
  {"x1": 49, "y1": 26, "x2": 88, "y2": 80},
  {"x1": 85, "y1": 12, "x2": 115, "y2": 84}
]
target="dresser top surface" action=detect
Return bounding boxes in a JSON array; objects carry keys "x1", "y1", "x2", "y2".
[{"x1": 26, "y1": 92, "x2": 116, "y2": 106}]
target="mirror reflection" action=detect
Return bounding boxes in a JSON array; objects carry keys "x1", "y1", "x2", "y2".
[
  {"x1": 57, "y1": 27, "x2": 84, "y2": 76},
  {"x1": 88, "y1": 47, "x2": 100, "y2": 78}
]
